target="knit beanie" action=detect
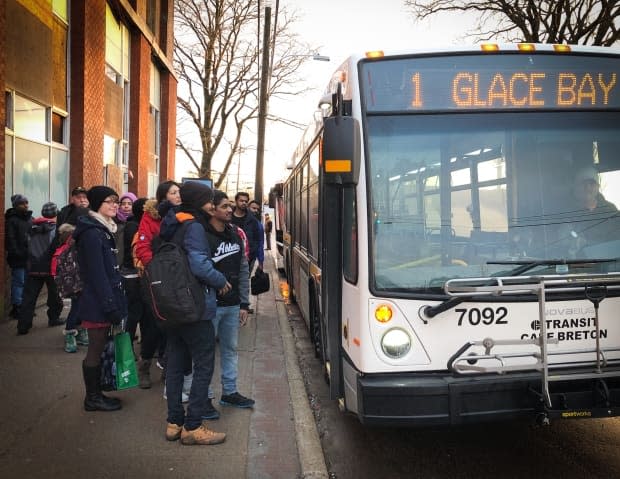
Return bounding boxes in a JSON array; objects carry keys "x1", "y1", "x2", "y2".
[
  {"x1": 120, "y1": 192, "x2": 138, "y2": 204},
  {"x1": 180, "y1": 181, "x2": 214, "y2": 211},
  {"x1": 87, "y1": 186, "x2": 118, "y2": 212},
  {"x1": 41, "y1": 202, "x2": 59, "y2": 219},
  {"x1": 11, "y1": 194, "x2": 28, "y2": 208},
  {"x1": 117, "y1": 192, "x2": 138, "y2": 221}
]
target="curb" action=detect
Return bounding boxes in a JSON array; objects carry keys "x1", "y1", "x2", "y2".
[{"x1": 271, "y1": 269, "x2": 329, "y2": 479}]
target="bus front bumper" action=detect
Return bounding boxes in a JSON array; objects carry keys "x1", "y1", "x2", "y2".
[{"x1": 348, "y1": 366, "x2": 620, "y2": 427}]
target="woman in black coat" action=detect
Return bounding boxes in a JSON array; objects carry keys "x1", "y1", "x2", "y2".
[{"x1": 73, "y1": 186, "x2": 128, "y2": 412}]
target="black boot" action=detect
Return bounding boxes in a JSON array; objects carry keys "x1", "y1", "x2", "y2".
[
  {"x1": 9, "y1": 304, "x2": 20, "y2": 320},
  {"x1": 82, "y1": 361, "x2": 122, "y2": 412}
]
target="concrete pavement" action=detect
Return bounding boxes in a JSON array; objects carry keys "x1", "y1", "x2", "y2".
[{"x1": 0, "y1": 255, "x2": 328, "y2": 478}]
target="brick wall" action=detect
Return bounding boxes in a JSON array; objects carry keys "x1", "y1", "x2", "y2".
[
  {"x1": 70, "y1": 0, "x2": 106, "y2": 189},
  {"x1": 128, "y1": 34, "x2": 151, "y2": 196},
  {"x1": 1, "y1": 0, "x2": 7, "y2": 313}
]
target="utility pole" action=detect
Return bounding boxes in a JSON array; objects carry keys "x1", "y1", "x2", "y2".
[{"x1": 255, "y1": 3, "x2": 271, "y2": 204}]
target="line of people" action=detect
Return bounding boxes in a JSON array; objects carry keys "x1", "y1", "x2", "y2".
[{"x1": 5, "y1": 180, "x2": 265, "y2": 446}]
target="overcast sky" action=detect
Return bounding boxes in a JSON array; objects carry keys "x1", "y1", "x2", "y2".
[
  {"x1": 177, "y1": 0, "x2": 473, "y2": 192},
  {"x1": 261, "y1": 0, "x2": 472, "y2": 188}
]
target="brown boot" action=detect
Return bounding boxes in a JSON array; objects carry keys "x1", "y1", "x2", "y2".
[
  {"x1": 138, "y1": 359, "x2": 152, "y2": 389},
  {"x1": 166, "y1": 423, "x2": 183, "y2": 441},
  {"x1": 180, "y1": 424, "x2": 226, "y2": 445}
]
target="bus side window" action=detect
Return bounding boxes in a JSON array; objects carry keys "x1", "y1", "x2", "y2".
[{"x1": 343, "y1": 187, "x2": 358, "y2": 284}]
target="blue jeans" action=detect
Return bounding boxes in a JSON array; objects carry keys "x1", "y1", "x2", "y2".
[
  {"x1": 10, "y1": 267, "x2": 25, "y2": 306},
  {"x1": 165, "y1": 320, "x2": 215, "y2": 430},
  {"x1": 209, "y1": 305, "x2": 240, "y2": 396}
]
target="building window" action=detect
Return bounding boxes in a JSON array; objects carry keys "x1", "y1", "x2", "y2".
[
  {"x1": 149, "y1": 63, "x2": 161, "y2": 177},
  {"x1": 5, "y1": 92, "x2": 69, "y2": 211},
  {"x1": 14, "y1": 95, "x2": 47, "y2": 143},
  {"x1": 51, "y1": 111, "x2": 65, "y2": 144},
  {"x1": 52, "y1": 0, "x2": 68, "y2": 23},
  {"x1": 105, "y1": 4, "x2": 130, "y2": 181},
  {"x1": 5, "y1": 91, "x2": 13, "y2": 129}
]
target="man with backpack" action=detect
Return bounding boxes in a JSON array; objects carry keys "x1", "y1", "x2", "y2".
[
  {"x1": 17, "y1": 203, "x2": 65, "y2": 335},
  {"x1": 158, "y1": 181, "x2": 230, "y2": 445}
]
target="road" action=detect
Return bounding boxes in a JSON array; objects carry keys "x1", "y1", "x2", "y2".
[{"x1": 286, "y1": 301, "x2": 620, "y2": 479}]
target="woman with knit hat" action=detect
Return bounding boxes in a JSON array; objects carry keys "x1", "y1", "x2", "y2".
[
  {"x1": 73, "y1": 186, "x2": 128, "y2": 411},
  {"x1": 117, "y1": 192, "x2": 137, "y2": 223}
]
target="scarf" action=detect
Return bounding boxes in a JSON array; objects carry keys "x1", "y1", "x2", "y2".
[{"x1": 89, "y1": 210, "x2": 118, "y2": 234}]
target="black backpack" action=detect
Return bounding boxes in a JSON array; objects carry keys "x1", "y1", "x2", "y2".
[
  {"x1": 27, "y1": 223, "x2": 55, "y2": 276},
  {"x1": 142, "y1": 221, "x2": 205, "y2": 328}
]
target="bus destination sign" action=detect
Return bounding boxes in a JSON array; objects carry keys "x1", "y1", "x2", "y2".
[{"x1": 362, "y1": 54, "x2": 620, "y2": 112}]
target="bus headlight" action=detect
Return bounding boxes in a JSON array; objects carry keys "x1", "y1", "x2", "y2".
[{"x1": 381, "y1": 328, "x2": 411, "y2": 358}]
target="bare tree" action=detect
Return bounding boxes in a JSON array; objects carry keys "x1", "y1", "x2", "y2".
[
  {"x1": 404, "y1": 0, "x2": 620, "y2": 45},
  {"x1": 175, "y1": 0, "x2": 314, "y2": 188}
]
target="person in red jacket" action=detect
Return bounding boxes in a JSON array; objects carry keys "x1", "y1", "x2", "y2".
[{"x1": 133, "y1": 180, "x2": 181, "y2": 389}]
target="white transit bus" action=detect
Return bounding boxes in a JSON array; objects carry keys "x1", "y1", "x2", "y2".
[{"x1": 271, "y1": 44, "x2": 620, "y2": 426}]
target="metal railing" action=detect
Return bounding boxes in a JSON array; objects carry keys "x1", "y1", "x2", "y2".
[{"x1": 444, "y1": 273, "x2": 620, "y2": 407}]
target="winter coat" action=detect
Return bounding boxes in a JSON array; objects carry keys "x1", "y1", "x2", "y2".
[
  {"x1": 159, "y1": 207, "x2": 227, "y2": 322},
  {"x1": 5, "y1": 207, "x2": 33, "y2": 268},
  {"x1": 231, "y1": 210, "x2": 264, "y2": 264},
  {"x1": 73, "y1": 214, "x2": 127, "y2": 324},
  {"x1": 27, "y1": 217, "x2": 56, "y2": 276},
  {"x1": 134, "y1": 199, "x2": 161, "y2": 268},
  {"x1": 122, "y1": 218, "x2": 139, "y2": 275},
  {"x1": 205, "y1": 223, "x2": 250, "y2": 309}
]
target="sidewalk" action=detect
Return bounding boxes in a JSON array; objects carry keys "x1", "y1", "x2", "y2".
[{"x1": 0, "y1": 255, "x2": 327, "y2": 479}]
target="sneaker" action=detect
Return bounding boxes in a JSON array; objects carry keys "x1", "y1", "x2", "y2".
[
  {"x1": 76, "y1": 328, "x2": 89, "y2": 346},
  {"x1": 166, "y1": 423, "x2": 183, "y2": 441},
  {"x1": 220, "y1": 392, "x2": 255, "y2": 408},
  {"x1": 48, "y1": 318, "x2": 66, "y2": 327},
  {"x1": 180, "y1": 424, "x2": 226, "y2": 445},
  {"x1": 64, "y1": 330, "x2": 78, "y2": 353},
  {"x1": 202, "y1": 399, "x2": 220, "y2": 420}
]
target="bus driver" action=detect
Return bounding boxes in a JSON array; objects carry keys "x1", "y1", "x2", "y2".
[{"x1": 567, "y1": 166, "x2": 619, "y2": 254}]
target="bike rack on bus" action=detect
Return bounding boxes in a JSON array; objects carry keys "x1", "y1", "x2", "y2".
[{"x1": 444, "y1": 273, "x2": 620, "y2": 409}]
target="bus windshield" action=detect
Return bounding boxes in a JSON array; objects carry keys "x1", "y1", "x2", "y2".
[{"x1": 367, "y1": 112, "x2": 620, "y2": 293}]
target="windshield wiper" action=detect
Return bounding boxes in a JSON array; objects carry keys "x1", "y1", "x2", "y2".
[
  {"x1": 423, "y1": 258, "x2": 616, "y2": 318},
  {"x1": 488, "y1": 258, "x2": 616, "y2": 277}
]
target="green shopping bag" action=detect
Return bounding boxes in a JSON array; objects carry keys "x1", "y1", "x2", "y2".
[{"x1": 114, "y1": 331, "x2": 139, "y2": 390}]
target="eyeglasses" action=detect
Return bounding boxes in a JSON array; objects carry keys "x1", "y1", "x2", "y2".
[{"x1": 102, "y1": 199, "x2": 120, "y2": 205}]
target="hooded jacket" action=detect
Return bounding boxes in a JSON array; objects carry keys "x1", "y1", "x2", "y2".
[
  {"x1": 5, "y1": 207, "x2": 33, "y2": 268},
  {"x1": 73, "y1": 214, "x2": 127, "y2": 323},
  {"x1": 205, "y1": 223, "x2": 250, "y2": 309},
  {"x1": 27, "y1": 217, "x2": 56, "y2": 276},
  {"x1": 159, "y1": 207, "x2": 228, "y2": 321},
  {"x1": 134, "y1": 199, "x2": 177, "y2": 268}
]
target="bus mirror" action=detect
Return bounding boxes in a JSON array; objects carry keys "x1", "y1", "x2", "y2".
[{"x1": 322, "y1": 116, "x2": 360, "y2": 186}]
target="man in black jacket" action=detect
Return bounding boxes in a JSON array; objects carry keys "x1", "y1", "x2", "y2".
[
  {"x1": 4, "y1": 194, "x2": 33, "y2": 319},
  {"x1": 231, "y1": 192, "x2": 263, "y2": 273},
  {"x1": 56, "y1": 186, "x2": 89, "y2": 229},
  {"x1": 203, "y1": 190, "x2": 254, "y2": 417}
]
